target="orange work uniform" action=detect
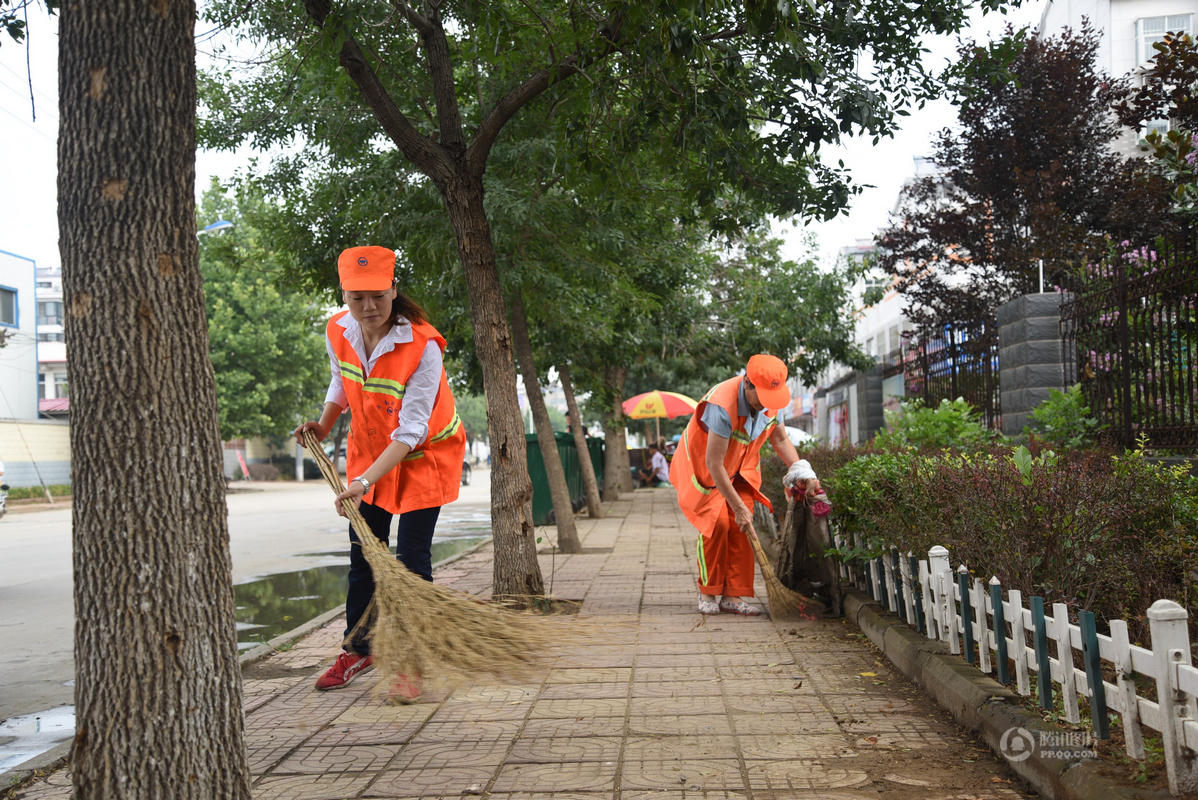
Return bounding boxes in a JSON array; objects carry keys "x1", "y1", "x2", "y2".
[
  {"x1": 669, "y1": 376, "x2": 778, "y2": 597},
  {"x1": 326, "y1": 310, "x2": 466, "y2": 513}
]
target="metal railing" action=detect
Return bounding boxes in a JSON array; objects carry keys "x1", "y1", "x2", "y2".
[
  {"x1": 1060, "y1": 236, "x2": 1198, "y2": 451},
  {"x1": 904, "y1": 321, "x2": 1001, "y2": 429}
]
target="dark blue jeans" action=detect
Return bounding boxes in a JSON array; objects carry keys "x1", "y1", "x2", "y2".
[{"x1": 344, "y1": 501, "x2": 441, "y2": 655}]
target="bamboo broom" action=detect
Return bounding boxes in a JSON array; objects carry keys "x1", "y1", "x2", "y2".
[
  {"x1": 302, "y1": 431, "x2": 575, "y2": 687},
  {"x1": 745, "y1": 496, "x2": 823, "y2": 620}
]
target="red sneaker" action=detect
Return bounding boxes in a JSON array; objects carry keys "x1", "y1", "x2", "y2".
[
  {"x1": 387, "y1": 674, "x2": 423, "y2": 704},
  {"x1": 314, "y1": 651, "x2": 373, "y2": 690}
]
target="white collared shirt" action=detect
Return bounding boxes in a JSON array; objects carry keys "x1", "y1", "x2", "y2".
[{"x1": 324, "y1": 313, "x2": 443, "y2": 449}]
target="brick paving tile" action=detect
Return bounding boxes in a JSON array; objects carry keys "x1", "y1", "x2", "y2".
[
  {"x1": 362, "y1": 765, "x2": 497, "y2": 797},
  {"x1": 740, "y1": 734, "x2": 857, "y2": 760},
  {"x1": 528, "y1": 697, "x2": 628, "y2": 718},
  {"x1": 621, "y1": 792, "x2": 749, "y2": 800},
  {"x1": 633, "y1": 666, "x2": 718, "y2": 682},
  {"x1": 307, "y1": 722, "x2": 424, "y2": 746},
  {"x1": 333, "y1": 703, "x2": 438, "y2": 726},
  {"x1": 520, "y1": 716, "x2": 625, "y2": 739},
  {"x1": 628, "y1": 695, "x2": 726, "y2": 717},
  {"x1": 427, "y1": 702, "x2": 532, "y2": 723},
  {"x1": 722, "y1": 679, "x2": 814, "y2": 697},
  {"x1": 505, "y1": 735, "x2": 622, "y2": 763},
  {"x1": 621, "y1": 734, "x2": 737, "y2": 762},
  {"x1": 730, "y1": 712, "x2": 841, "y2": 735},
  {"x1": 269, "y1": 743, "x2": 404, "y2": 775},
  {"x1": 745, "y1": 759, "x2": 872, "y2": 791},
  {"x1": 447, "y1": 684, "x2": 539, "y2": 703},
  {"x1": 545, "y1": 667, "x2": 630, "y2": 683},
  {"x1": 389, "y1": 740, "x2": 511, "y2": 769},
  {"x1": 405, "y1": 717, "x2": 521, "y2": 742},
  {"x1": 821, "y1": 694, "x2": 919, "y2": 715},
  {"x1": 621, "y1": 758, "x2": 745, "y2": 791},
  {"x1": 251, "y1": 773, "x2": 374, "y2": 799},
  {"x1": 490, "y1": 761, "x2": 618, "y2": 793},
  {"x1": 538, "y1": 681, "x2": 628, "y2": 699},
  {"x1": 629, "y1": 679, "x2": 721, "y2": 698},
  {"x1": 627, "y1": 714, "x2": 733, "y2": 736}
]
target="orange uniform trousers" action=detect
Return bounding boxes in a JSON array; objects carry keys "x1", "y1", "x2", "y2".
[{"x1": 696, "y1": 480, "x2": 756, "y2": 598}]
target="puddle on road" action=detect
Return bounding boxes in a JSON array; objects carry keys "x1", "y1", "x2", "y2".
[
  {"x1": 234, "y1": 534, "x2": 487, "y2": 650},
  {"x1": 0, "y1": 706, "x2": 74, "y2": 774}
]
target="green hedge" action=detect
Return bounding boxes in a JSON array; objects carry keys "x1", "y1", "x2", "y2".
[
  {"x1": 6, "y1": 484, "x2": 73, "y2": 501},
  {"x1": 828, "y1": 445, "x2": 1198, "y2": 642}
]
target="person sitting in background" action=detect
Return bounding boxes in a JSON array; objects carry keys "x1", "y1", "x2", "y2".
[{"x1": 637, "y1": 443, "x2": 670, "y2": 488}]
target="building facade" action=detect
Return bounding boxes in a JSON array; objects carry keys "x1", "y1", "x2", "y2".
[{"x1": 0, "y1": 249, "x2": 40, "y2": 421}]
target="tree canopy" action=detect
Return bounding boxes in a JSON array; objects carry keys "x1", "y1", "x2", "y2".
[
  {"x1": 198, "y1": 183, "x2": 330, "y2": 442},
  {"x1": 876, "y1": 24, "x2": 1162, "y2": 328}
]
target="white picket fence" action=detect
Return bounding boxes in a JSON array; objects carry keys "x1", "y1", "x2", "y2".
[{"x1": 836, "y1": 540, "x2": 1198, "y2": 795}]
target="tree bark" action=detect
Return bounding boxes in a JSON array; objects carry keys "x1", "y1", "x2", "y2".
[
  {"x1": 557, "y1": 363, "x2": 603, "y2": 519},
  {"x1": 442, "y1": 174, "x2": 545, "y2": 597},
  {"x1": 59, "y1": 2, "x2": 250, "y2": 797},
  {"x1": 508, "y1": 294, "x2": 582, "y2": 553},
  {"x1": 599, "y1": 365, "x2": 633, "y2": 500}
]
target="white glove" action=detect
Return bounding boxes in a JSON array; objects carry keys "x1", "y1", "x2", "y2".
[{"x1": 783, "y1": 459, "x2": 817, "y2": 488}]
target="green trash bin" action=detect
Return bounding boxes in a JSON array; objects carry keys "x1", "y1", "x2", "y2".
[{"x1": 526, "y1": 432, "x2": 605, "y2": 525}]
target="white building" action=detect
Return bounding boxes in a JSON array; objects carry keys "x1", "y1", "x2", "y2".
[
  {"x1": 0, "y1": 249, "x2": 40, "y2": 421},
  {"x1": 34, "y1": 266, "x2": 68, "y2": 418},
  {"x1": 1040, "y1": 0, "x2": 1198, "y2": 150}
]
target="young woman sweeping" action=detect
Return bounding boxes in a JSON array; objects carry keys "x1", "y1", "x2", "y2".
[{"x1": 294, "y1": 245, "x2": 466, "y2": 700}]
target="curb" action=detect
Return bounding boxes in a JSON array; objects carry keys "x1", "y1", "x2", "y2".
[
  {"x1": 3, "y1": 536, "x2": 495, "y2": 792},
  {"x1": 842, "y1": 590, "x2": 1173, "y2": 800}
]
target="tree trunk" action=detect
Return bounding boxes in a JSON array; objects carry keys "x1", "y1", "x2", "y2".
[
  {"x1": 442, "y1": 174, "x2": 544, "y2": 597},
  {"x1": 557, "y1": 363, "x2": 603, "y2": 519},
  {"x1": 600, "y1": 365, "x2": 633, "y2": 500},
  {"x1": 59, "y1": 3, "x2": 250, "y2": 797},
  {"x1": 507, "y1": 294, "x2": 582, "y2": 553}
]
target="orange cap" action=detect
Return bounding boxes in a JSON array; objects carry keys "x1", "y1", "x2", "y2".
[
  {"x1": 338, "y1": 246, "x2": 396, "y2": 291},
  {"x1": 746, "y1": 353, "x2": 791, "y2": 410}
]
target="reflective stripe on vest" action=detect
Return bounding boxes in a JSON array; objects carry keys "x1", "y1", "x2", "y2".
[
  {"x1": 428, "y1": 411, "x2": 462, "y2": 444},
  {"x1": 338, "y1": 360, "x2": 365, "y2": 385},
  {"x1": 363, "y1": 376, "x2": 405, "y2": 401}
]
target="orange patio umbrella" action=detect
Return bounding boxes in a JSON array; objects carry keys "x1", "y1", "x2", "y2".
[{"x1": 622, "y1": 390, "x2": 699, "y2": 441}]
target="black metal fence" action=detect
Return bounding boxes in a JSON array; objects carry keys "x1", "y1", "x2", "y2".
[
  {"x1": 904, "y1": 320, "x2": 1002, "y2": 429},
  {"x1": 1060, "y1": 236, "x2": 1198, "y2": 452}
]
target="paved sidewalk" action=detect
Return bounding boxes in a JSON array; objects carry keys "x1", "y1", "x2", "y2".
[{"x1": 13, "y1": 488, "x2": 1034, "y2": 799}]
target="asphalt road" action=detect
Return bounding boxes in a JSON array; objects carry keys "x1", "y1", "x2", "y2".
[{"x1": 0, "y1": 470, "x2": 492, "y2": 726}]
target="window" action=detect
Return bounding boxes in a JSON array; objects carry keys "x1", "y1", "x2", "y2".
[
  {"x1": 38, "y1": 300, "x2": 63, "y2": 326},
  {"x1": 0, "y1": 287, "x2": 14, "y2": 326},
  {"x1": 1139, "y1": 15, "x2": 1192, "y2": 63},
  {"x1": 38, "y1": 331, "x2": 65, "y2": 343},
  {"x1": 53, "y1": 374, "x2": 69, "y2": 399}
]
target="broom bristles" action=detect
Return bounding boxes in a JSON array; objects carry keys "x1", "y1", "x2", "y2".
[
  {"x1": 745, "y1": 519, "x2": 824, "y2": 620},
  {"x1": 302, "y1": 432, "x2": 578, "y2": 688}
]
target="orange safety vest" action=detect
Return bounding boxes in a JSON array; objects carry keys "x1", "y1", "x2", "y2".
[
  {"x1": 327, "y1": 310, "x2": 466, "y2": 515},
  {"x1": 669, "y1": 376, "x2": 779, "y2": 533}
]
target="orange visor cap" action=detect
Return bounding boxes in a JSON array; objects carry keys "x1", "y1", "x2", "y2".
[
  {"x1": 338, "y1": 246, "x2": 396, "y2": 291},
  {"x1": 746, "y1": 353, "x2": 791, "y2": 410}
]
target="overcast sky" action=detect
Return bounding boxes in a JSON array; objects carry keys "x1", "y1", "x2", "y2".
[{"x1": 1, "y1": 2, "x2": 1044, "y2": 274}]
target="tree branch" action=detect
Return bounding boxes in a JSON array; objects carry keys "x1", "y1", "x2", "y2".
[
  {"x1": 392, "y1": 1, "x2": 465, "y2": 151},
  {"x1": 338, "y1": 35, "x2": 449, "y2": 181},
  {"x1": 465, "y1": 12, "x2": 625, "y2": 175}
]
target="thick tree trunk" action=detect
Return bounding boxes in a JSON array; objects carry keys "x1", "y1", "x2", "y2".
[
  {"x1": 599, "y1": 365, "x2": 633, "y2": 500},
  {"x1": 442, "y1": 175, "x2": 545, "y2": 597},
  {"x1": 557, "y1": 363, "x2": 603, "y2": 519},
  {"x1": 508, "y1": 295, "x2": 582, "y2": 553},
  {"x1": 59, "y1": 3, "x2": 250, "y2": 797}
]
